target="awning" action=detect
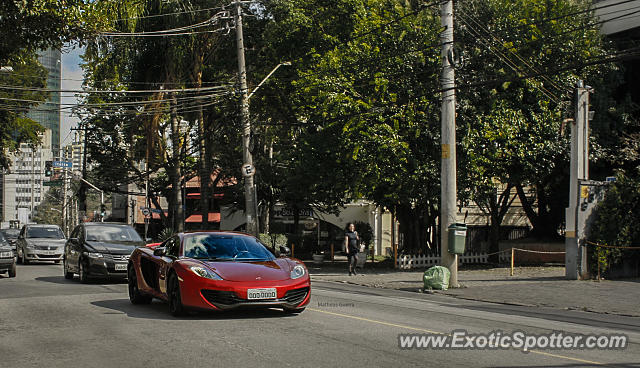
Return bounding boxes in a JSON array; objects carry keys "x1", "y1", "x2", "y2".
[{"x1": 185, "y1": 212, "x2": 221, "y2": 223}]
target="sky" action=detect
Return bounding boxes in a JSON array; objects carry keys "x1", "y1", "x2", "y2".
[{"x1": 60, "y1": 45, "x2": 84, "y2": 147}]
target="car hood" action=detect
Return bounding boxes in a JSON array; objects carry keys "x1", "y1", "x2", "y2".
[
  {"x1": 26, "y1": 239, "x2": 66, "y2": 247},
  {"x1": 0, "y1": 245, "x2": 12, "y2": 252},
  {"x1": 201, "y1": 259, "x2": 292, "y2": 282},
  {"x1": 86, "y1": 241, "x2": 144, "y2": 255}
]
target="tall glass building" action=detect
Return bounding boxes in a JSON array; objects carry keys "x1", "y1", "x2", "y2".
[{"x1": 28, "y1": 48, "x2": 61, "y2": 157}]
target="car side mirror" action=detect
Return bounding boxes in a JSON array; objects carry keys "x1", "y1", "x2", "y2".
[
  {"x1": 278, "y1": 246, "x2": 291, "y2": 257},
  {"x1": 153, "y1": 247, "x2": 166, "y2": 257}
]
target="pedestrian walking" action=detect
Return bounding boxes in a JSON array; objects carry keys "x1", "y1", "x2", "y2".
[{"x1": 344, "y1": 223, "x2": 360, "y2": 276}]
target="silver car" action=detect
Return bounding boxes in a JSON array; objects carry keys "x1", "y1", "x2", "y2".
[{"x1": 16, "y1": 224, "x2": 66, "y2": 264}]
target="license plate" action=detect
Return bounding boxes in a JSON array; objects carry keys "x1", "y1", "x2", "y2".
[
  {"x1": 41, "y1": 250, "x2": 57, "y2": 255},
  {"x1": 247, "y1": 288, "x2": 277, "y2": 300},
  {"x1": 114, "y1": 263, "x2": 127, "y2": 271}
]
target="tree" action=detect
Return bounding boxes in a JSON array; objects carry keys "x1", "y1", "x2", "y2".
[
  {"x1": 455, "y1": 0, "x2": 613, "y2": 249},
  {"x1": 0, "y1": 0, "x2": 101, "y2": 66},
  {"x1": 0, "y1": 51, "x2": 49, "y2": 169}
]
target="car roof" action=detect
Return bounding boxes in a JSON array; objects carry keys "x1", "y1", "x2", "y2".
[
  {"x1": 83, "y1": 222, "x2": 134, "y2": 227},
  {"x1": 26, "y1": 224, "x2": 61, "y2": 228}
]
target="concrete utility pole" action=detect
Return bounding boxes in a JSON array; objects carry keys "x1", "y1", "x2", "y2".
[
  {"x1": 440, "y1": 0, "x2": 458, "y2": 287},
  {"x1": 234, "y1": 1, "x2": 258, "y2": 235},
  {"x1": 62, "y1": 169, "x2": 67, "y2": 236},
  {"x1": 565, "y1": 81, "x2": 591, "y2": 280}
]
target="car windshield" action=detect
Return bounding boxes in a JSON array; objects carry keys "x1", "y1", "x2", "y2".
[
  {"x1": 183, "y1": 234, "x2": 275, "y2": 261},
  {"x1": 85, "y1": 225, "x2": 143, "y2": 242},
  {"x1": 1, "y1": 229, "x2": 19, "y2": 240},
  {"x1": 26, "y1": 227, "x2": 64, "y2": 239}
]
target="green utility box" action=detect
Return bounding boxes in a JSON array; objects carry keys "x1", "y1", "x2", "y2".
[{"x1": 447, "y1": 223, "x2": 467, "y2": 254}]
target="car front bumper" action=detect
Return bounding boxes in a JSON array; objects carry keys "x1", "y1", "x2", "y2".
[
  {"x1": 0, "y1": 257, "x2": 16, "y2": 272},
  {"x1": 24, "y1": 250, "x2": 63, "y2": 262},
  {"x1": 86, "y1": 257, "x2": 129, "y2": 278},
  {"x1": 178, "y1": 271, "x2": 311, "y2": 311}
]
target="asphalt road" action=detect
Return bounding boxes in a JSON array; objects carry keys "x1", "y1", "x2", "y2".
[{"x1": 1, "y1": 263, "x2": 639, "y2": 368}]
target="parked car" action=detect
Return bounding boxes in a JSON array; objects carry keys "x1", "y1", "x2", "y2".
[
  {"x1": 128, "y1": 231, "x2": 310, "y2": 316},
  {"x1": 0, "y1": 228, "x2": 20, "y2": 256},
  {"x1": 0, "y1": 234, "x2": 16, "y2": 277},
  {"x1": 16, "y1": 224, "x2": 66, "y2": 264},
  {"x1": 64, "y1": 222, "x2": 145, "y2": 283}
]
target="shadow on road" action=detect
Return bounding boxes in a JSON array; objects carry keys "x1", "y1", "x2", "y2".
[
  {"x1": 91, "y1": 298, "x2": 300, "y2": 320},
  {"x1": 35, "y1": 276, "x2": 127, "y2": 285}
]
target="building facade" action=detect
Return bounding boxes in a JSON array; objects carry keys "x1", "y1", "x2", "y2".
[
  {"x1": 1, "y1": 130, "x2": 54, "y2": 226},
  {"x1": 28, "y1": 48, "x2": 61, "y2": 157}
]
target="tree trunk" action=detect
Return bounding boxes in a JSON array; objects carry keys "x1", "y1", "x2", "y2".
[{"x1": 169, "y1": 93, "x2": 184, "y2": 232}]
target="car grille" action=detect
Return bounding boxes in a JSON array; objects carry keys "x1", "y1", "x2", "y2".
[
  {"x1": 201, "y1": 290, "x2": 241, "y2": 306},
  {"x1": 283, "y1": 287, "x2": 309, "y2": 305},
  {"x1": 38, "y1": 254, "x2": 60, "y2": 258},
  {"x1": 106, "y1": 254, "x2": 130, "y2": 261},
  {"x1": 201, "y1": 287, "x2": 310, "y2": 307},
  {"x1": 34, "y1": 245, "x2": 59, "y2": 251}
]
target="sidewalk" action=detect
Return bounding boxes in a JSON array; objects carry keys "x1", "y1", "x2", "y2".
[{"x1": 306, "y1": 260, "x2": 640, "y2": 317}]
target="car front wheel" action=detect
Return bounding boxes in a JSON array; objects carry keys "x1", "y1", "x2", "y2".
[
  {"x1": 63, "y1": 258, "x2": 74, "y2": 280},
  {"x1": 168, "y1": 274, "x2": 185, "y2": 317},
  {"x1": 78, "y1": 260, "x2": 89, "y2": 283},
  {"x1": 8, "y1": 262, "x2": 16, "y2": 278}
]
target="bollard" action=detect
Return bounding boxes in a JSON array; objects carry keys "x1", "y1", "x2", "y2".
[
  {"x1": 330, "y1": 243, "x2": 334, "y2": 263},
  {"x1": 291, "y1": 243, "x2": 295, "y2": 258},
  {"x1": 510, "y1": 248, "x2": 515, "y2": 276},
  {"x1": 393, "y1": 243, "x2": 398, "y2": 269}
]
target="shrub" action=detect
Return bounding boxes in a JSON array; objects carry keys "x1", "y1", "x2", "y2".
[{"x1": 588, "y1": 173, "x2": 640, "y2": 274}]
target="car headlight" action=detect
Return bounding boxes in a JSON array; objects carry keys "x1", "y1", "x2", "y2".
[
  {"x1": 0, "y1": 251, "x2": 12, "y2": 258},
  {"x1": 85, "y1": 252, "x2": 103, "y2": 259},
  {"x1": 190, "y1": 266, "x2": 223, "y2": 280},
  {"x1": 290, "y1": 265, "x2": 306, "y2": 279}
]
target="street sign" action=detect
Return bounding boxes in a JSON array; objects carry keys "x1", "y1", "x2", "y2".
[
  {"x1": 141, "y1": 208, "x2": 150, "y2": 216},
  {"x1": 150, "y1": 208, "x2": 163, "y2": 214},
  {"x1": 241, "y1": 163, "x2": 255, "y2": 177},
  {"x1": 43, "y1": 180, "x2": 62, "y2": 187},
  {"x1": 52, "y1": 161, "x2": 72, "y2": 168},
  {"x1": 606, "y1": 176, "x2": 616, "y2": 182}
]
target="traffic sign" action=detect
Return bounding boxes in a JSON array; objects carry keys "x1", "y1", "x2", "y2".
[
  {"x1": 43, "y1": 180, "x2": 62, "y2": 187},
  {"x1": 241, "y1": 163, "x2": 255, "y2": 177},
  {"x1": 52, "y1": 161, "x2": 72, "y2": 168}
]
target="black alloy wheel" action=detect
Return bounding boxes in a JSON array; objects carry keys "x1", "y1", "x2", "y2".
[
  {"x1": 168, "y1": 274, "x2": 185, "y2": 317},
  {"x1": 78, "y1": 259, "x2": 89, "y2": 284},
  {"x1": 63, "y1": 258, "x2": 74, "y2": 279}
]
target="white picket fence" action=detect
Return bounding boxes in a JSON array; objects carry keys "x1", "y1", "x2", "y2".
[{"x1": 396, "y1": 252, "x2": 510, "y2": 270}]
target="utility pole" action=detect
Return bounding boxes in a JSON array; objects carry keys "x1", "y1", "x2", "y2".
[
  {"x1": 62, "y1": 168, "x2": 67, "y2": 236},
  {"x1": 565, "y1": 81, "x2": 591, "y2": 280},
  {"x1": 234, "y1": 1, "x2": 258, "y2": 235},
  {"x1": 30, "y1": 148, "x2": 35, "y2": 221},
  {"x1": 440, "y1": 0, "x2": 458, "y2": 288}
]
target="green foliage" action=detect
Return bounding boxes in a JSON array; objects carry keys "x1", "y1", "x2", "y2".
[
  {"x1": 158, "y1": 227, "x2": 176, "y2": 242},
  {"x1": 258, "y1": 233, "x2": 288, "y2": 249},
  {"x1": 354, "y1": 221, "x2": 373, "y2": 246},
  {"x1": 0, "y1": 0, "x2": 102, "y2": 65},
  {"x1": 588, "y1": 173, "x2": 640, "y2": 273},
  {"x1": 0, "y1": 51, "x2": 49, "y2": 169}
]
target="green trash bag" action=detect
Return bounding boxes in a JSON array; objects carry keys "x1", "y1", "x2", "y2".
[{"x1": 423, "y1": 266, "x2": 451, "y2": 290}]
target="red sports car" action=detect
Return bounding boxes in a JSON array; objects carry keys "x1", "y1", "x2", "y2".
[{"x1": 127, "y1": 231, "x2": 310, "y2": 316}]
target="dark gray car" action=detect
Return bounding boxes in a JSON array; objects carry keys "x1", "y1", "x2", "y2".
[
  {"x1": 0, "y1": 233, "x2": 17, "y2": 277},
  {"x1": 16, "y1": 224, "x2": 66, "y2": 264},
  {"x1": 0, "y1": 228, "x2": 20, "y2": 256},
  {"x1": 64, "y1": 223, "x2": 145, "y2": 283}
]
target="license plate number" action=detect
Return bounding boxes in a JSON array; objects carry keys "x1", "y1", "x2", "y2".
[
  {"x1": 42, "y1": 250, "x2": 56, "y2": 255},
  {"x1": 247, "y1": 288, "x2": 277, "y2": 300},
  {"x1": 115, "y1": 263, "x2": 127, "y2": 271}
]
